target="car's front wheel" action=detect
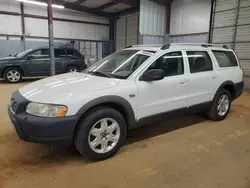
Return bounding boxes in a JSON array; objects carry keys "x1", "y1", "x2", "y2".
[
  {"x1": 4, "y1": 68, "x2": 22, "y2": 83},
  {"x1": 75, "y1": 107, "x2": 127, "y2": 160}
]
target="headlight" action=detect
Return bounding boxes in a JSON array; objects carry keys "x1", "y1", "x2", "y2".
[{"x1": 26, "y1": 103, "x2": 68, "y2": 117}]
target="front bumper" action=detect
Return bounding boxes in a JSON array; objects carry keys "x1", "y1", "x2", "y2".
[
  {"x1": 8, "y1": 91, "x2": 79, "y2": 146},
  {"x1": 0, "y1": 66, "x2": 4, "y2": 78}
]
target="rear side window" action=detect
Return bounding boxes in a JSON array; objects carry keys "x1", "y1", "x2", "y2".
[
  {"x1": 54, "y1": 49, "x2": 66, "y2": 58},
  {"x1": 212, "y1": 50, "x2": 238, "y2": 67},
  {"x1": 66, "y1": 49, "x2": 81, "y2": 57},
  {"x1": 186, "y1": 51, "x2": 213, "y2": 73}
]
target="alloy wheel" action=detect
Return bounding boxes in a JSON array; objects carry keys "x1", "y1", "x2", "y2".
[
  {"x1": 88, "y1": 118, "x2": 120, "y2": 154},
  {"x1": 217, "y1": 94, "x2": 230, "y2": 116},
  {"x1": 69, "y1": 68, "x2": 77, "y2": 73},
  {"x1": 7, "y1": 70, "x2": 20, "y2": 82}
]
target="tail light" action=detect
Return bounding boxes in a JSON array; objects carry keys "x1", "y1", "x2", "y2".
[
  {"x1": 240, "y1": 60, "x2": 244, "y2": 81},
  {"x1": 81, "y1": 55, "x2": 87, "y2": 69},
  {"x1": 235, "y1": 52, "x2": 244, "y2": 80},
  {"x1": 242, "y1": 65, "x2": 244, "y2": 81}
]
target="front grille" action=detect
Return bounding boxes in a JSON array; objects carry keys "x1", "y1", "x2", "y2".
[
  {"x1": 11, "y1": 98, "x2": 18, "y2": 113},
  {"x1": 10, "y1": 91, "x2": 30, "y2": 114}
]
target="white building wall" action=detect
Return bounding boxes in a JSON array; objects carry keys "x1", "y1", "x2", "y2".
[
  {"x1": 54, "y1": 21, "x2": 109, "y2": 40},
  {"x1": 170, "y1": 0, "x2": 211, "y2": 35},
  {"x1": 170, "y1": 0, "x2": 211, "y2": 43},
  {"x1": 140, "y1": 0, "x2": 166, "y2": 36},
  {"x1": 0, "y1": 0, "x2": 109, "y2": 41},
  {"x1": 0, "y1": 0, "x2": 22, "y2": 35},
  {"x1": 116, "y1": 12, "x2": 139, "y2": 50},
  {"x1": 24, "y1": 4, "x2": 109, "y2": 24},
  {"x1": 0, "y1": 14, "x2": 22, "y2": 35},
  {"x1": 24, "y1": 17, "x2": 48, "y2": 37},
  {"x1": 116, "y1": 17, "x2": 126, "y2": 50},
  {"x1": 24, "y1": 17, "x2": 109, "y2": 40},
  {"x1": 0, "y1": 0, "x2": 20, "y2": 12},
  {"x1": 139, "y1": 0, "x2": 167, "y2": 45}
]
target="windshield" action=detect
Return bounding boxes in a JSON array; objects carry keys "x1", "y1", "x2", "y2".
[
  {"x1": 86, "y1": 50, "x2": 152, "y2": 79},
  {"x1": 15, "y1": 49, "x2": 32, "y2": 58}
]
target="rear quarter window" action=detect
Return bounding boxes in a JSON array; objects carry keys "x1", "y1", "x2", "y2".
[
  {"x1": 54, "y1": 49, "x2": 66, "y2": 58},
  {"x1": 66, "y1": 49, "x2": 81, "y2": 57},
  {"x1": 186, "y1": 51, "x2": 213, "y2": 73},
  {"x1": 212, "y1": 50, "x2": 238, "y2": 67}
]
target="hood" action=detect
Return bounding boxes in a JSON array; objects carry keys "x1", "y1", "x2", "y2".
[
  {"x1": 0, "y1": 57, "x2": 18, "y2": 61},
  {"x1": 18, "y1": 72, "x2": 120, "y2": 103}
]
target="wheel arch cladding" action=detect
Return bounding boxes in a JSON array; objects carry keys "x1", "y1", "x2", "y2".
[
  {"x1": 68, "y1": 64, "x2": 80, "y2": 69},
  {"x1": 76, "y1": 96, "x2": 136, "y2": 129},
  {"x1": 215, "y1": 81, "x2": 236, "y2": 99},
  {"x1": 3, "y1": 66, "x2": 24, "y2": 77}
]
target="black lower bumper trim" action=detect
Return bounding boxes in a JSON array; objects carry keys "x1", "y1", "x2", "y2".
[
  {"x1": 8, "y1": 106, "x2": 79, "y2": 146},
  {"x1": 233, "y1": 81, "x2": 244, "y2": 100}
]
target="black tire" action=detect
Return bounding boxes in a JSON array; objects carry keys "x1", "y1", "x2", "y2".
[
  {"x1": 208, "y1": 88, "x2": 231, "y2": 121},
  {"x1": 74, "y1": 107, "x2": 127, "y2": 161},
  {"x1": 66, "y1": 66, "x2": 79, "y2": 73},
  {"x1": 4, "y1": 67, "x2": 22, "y2": 83}
]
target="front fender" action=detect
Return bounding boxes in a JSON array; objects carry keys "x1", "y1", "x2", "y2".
[{"x1": 76, "y1": 95, "x2": 136, "y2": 128}]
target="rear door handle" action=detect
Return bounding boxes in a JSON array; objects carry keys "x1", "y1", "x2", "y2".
[
  {"x1": 180, "y1": 81, "x2": 186, "y2": 84},
  {"x1": 212, "y1": 76, "x2": 217, "y2": 79}
]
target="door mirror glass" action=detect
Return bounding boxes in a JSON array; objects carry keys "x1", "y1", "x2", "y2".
[{"x1": 140, "y1": 69, "x2": 164, "y2": 81}]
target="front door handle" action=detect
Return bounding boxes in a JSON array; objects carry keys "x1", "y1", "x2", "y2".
[{"x1": 180, "y1": 81, "x2": 186, "y2": 85}]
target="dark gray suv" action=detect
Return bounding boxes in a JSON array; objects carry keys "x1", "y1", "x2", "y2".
[{"x1": 0, "y1": 47, "x2": 87, "y2": 83}]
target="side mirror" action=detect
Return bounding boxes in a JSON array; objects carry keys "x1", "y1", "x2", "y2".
[
  {"x1": 140, "y1": 69, "x2": 164, "y2": 81},
  {"x1": 26, "y1": 56, "x2": 33, "y2": 60}
]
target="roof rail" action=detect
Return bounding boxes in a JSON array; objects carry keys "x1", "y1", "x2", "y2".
[
  {"x1": 126, "y1": 44, "x2": 162, "y2": 48},
  {"x1": 161, "y1": 43, "x2": 229, "y2": 50},
  {"x1": 161, "y1": 44, "x2": 170, "y2": 50},
  {"x1": 41, "y1": 45, "x2": 73, "y2": 48}
]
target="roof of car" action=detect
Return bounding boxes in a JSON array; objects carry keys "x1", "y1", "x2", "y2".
[
  {"x1": 124, "y1": 45, "x2": 162, "y2": 52},
  {"x1": 124, "y1": 44, "x2": 233, "y2": 52},
  {"x1": 37, "y1": 46, "x2": 76, "y2": 50}
]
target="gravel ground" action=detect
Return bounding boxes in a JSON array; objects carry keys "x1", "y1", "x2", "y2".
[{"x1": 0, "y1": 80, "x2": 250, "y2": 188}]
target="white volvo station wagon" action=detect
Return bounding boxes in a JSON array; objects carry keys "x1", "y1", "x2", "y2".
[{"x1": 8, "y1": 44, "x2": 244, "y2": 160}]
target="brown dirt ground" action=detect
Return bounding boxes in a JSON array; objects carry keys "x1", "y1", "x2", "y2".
[{"x1": 0, "y1": 79, "x2": 250, "y2": 188}]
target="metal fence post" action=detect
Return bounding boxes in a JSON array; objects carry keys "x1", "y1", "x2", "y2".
[
  {"x1": 208, "y1": 0, "x2": 216, "y2": 43},
  {"x1": 232, "y1": 0, "x2": 240, "y2": 50},
  {"x1": 47, "y1": 0, "x2": 55, "y2": 76},
  {"x1": 20, "y1": 2, "x2": 26, "y2": 51}
]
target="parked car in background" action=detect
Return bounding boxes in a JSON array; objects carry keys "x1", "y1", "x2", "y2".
[{"x1": 0, "y1": 47, "x2": 87, "y2": 83}]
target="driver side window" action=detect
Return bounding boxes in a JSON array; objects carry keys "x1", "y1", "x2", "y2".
[
  {"x1": 147, "y1": 51, "x2": 184, "y2": 77},
  {"x1": 28, "y1": 49, "x2": 49, "y2": 59}
]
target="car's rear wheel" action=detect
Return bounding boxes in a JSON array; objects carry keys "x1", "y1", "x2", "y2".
[
  {"x1": 74, "y1": 107, "x2": 127, "y2": 161},
  {"x1": 4, "y1": 68, "x2": 22, "y2": 83},
  {"x1": 208, "y1": 88, "x2": 231, "y2": 121},
  {"x1": 67, "y1": 66, "x2": 79, "y2": 73}
]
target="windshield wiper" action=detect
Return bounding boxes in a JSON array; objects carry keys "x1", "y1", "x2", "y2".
[{"x1": 87, "y1": 71, "x2": 113, "y2": 78}]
